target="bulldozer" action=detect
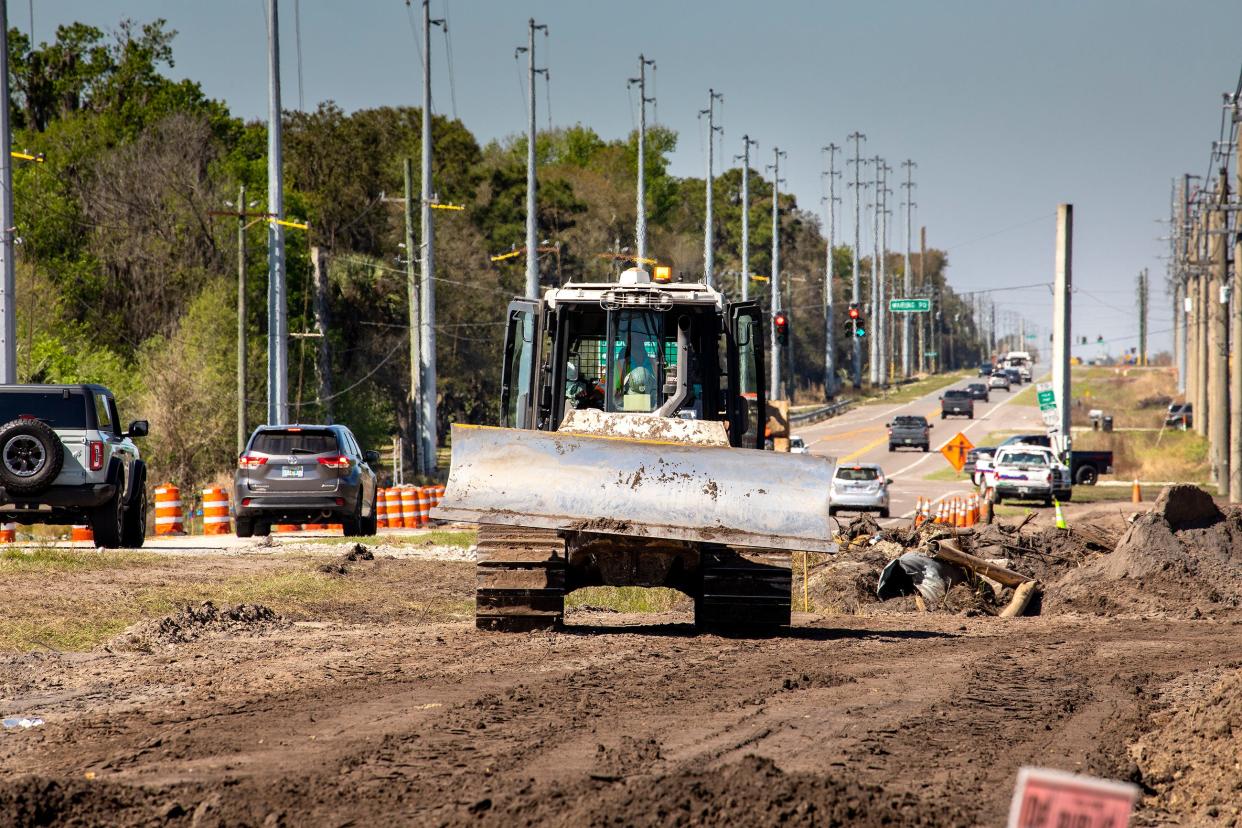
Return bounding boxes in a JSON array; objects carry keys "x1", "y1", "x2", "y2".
[{"x1": 432, "y1": 268, "x2": 837, "y2": 631}]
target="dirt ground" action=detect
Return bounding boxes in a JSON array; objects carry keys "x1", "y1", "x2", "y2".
[{"x1": 2, "y1": 504, "x2": 1242, "y2": 827}]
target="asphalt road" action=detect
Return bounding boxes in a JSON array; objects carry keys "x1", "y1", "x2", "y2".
[{"x1": 796, "y1": 370, "x2": 1045, "y2": 525}]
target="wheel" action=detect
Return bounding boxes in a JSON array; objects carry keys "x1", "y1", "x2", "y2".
[
  {"x1": 235, "y1": 517, "x2": 255, "y2": 538},
  {"x1": 888, "y1": 444, "x2": 896, "y2": 452},
  {"x1": 120, "y1": 474, "x2": 147, "y2": 548},
  {"x1": 254, "y1": 520, "x2": 271, "y2": 537},
  {"x1": 1074, "y1": 465, "x2": 1098, "y2": 486},
  {"x1": 991, "y1": 491, "x2": 1003, "y2": 506},
  {"x1": 1043, "y1": 497, "x2": 1053, "y2": 508},
  {"x1": 922, "y1": 444, "x2": 930, "y2": 453},
  {"x1": 879, "y1": 507, "x2": 890, "y2": 519},
  {"x1": 340, "y1": 495, "x2": 363, "y2": 536},
  {"x1": 827, "y1": 506, "x2": 837, "y2": 517},
  {"x1": 968, "y1": 413, "x2": 974, "y2": 419},
  {"x1": 360, "y1": 497, "x2": 378, "y2": 536},
  {"x1": 89, "y1": 481, "x2": 125, "y2": 549},
  {"x1": 940, "y1": 413, "x2": 946, "y2": 420},
  {"x1": 0, "y1": 418, "x2": 65, "y2": 495}
]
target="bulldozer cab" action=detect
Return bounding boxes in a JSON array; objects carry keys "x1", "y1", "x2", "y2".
[{"x1": 500, "y1": 278, "x2": 765, "y2": 449}]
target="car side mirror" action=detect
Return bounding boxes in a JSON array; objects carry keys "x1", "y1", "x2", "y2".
[
  {"x1": 126, "y1": 420, "x2": 149, "y2": 438},
  {"x1": 364, "y1": 450, "x2": 381, "y2": 464},
  {"x1": 884, "y1": 479, "x2": 893, "y2": 486},
  {"x1": 928, "y1": 423, "x2": 934, "y2": 428}
]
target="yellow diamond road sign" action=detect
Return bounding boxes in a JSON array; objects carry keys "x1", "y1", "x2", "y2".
[{"x1": 941, "y1": 432, "x2": 975, "y2": 473}]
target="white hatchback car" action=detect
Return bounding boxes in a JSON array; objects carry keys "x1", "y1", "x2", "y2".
[
  {"x1": 828, "y1": 463, "x2": 891, "y2": 518},
  {"x1": 789, "y1": 435, "x2": 808, "y2": 454}
]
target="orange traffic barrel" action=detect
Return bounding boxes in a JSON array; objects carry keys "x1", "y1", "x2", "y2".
[
  {"x1": 0, "y1": 522, "x2": 14, "y2": 543},
  {"x1": 154, "y1": 485, "x2": 185, "y2": 535},
  {"x1": 376, "y1": 488, "x2": 389, "y2": 528},
  {"x1": 303, "y1": 523, "x2": 327, "y2": 531},
  {"x1": 400, "y1": 486, "x2": 419, "y2": 528},
  {"x1": 386, "y1": 488, "x2": 403, "y2": 529},
  {"x1": 416, "y1": 487, "x2": 431, "y2": 526},
  {"x1": 71, "y1": 525, "x2": 93, "y2": 543},
  {"x1": 273, "y1": 523, "x2": 301, "y2": 533},
  {"x1": 328, "y1": 523, "x2": 345, "y2": 533},
  {"x1": 202, "y1": 487, "x2": 231, "y2": 535}
]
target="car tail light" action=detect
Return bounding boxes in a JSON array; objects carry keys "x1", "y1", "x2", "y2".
[
  {"x1": 318, "y1": 456, "x2": 352, "y2": 470},
  {"x1": 241, "y1": 498, "x2": 252, "y2": 507},
  {"x1": 238, "y1": 454, "x2": 268, "y2": 469},
  {"x1": 88, "y1": 441, "x2": 104, "y2": 471},
  {"x1": 334, "y1": 497, "x2": 346, "y2": 506}
]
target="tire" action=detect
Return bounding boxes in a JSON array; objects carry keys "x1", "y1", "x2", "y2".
[
  {"x1": 0, "y1": 418, "x2": 65, "y2": 495},
  {"x1": 940, "y1": 413, "x2": 946, "y2": 420},
  {"x1": 89, "y1": 482, "x2": 125, "y2": 549},
  {"x1": 879, "y1": 507, "x2": 890, "y2": 519},
  {"x1": 922, "y1": 444, "x2": 930, "y2": 453},
  {"x1": 360, "y1": 498, "x2": 378, "y2": 536},
  {"x1": 1074, "y1": 465, "x2": 1099, "y2": 486},
  {"x1": 888, "y1": 444, "x2": 896, "y2": 452},
  {"x1": 235, "y1": 517, "x2": 255, "y2": 538},
  {"x1": 991, "y1": 492, "x2": 1003, "y2": 506},
  {"x1": 254, "y1": 521, "x2": 271, "y2": 537},
  {"x1": 827, "y1": 506, "x2": 836, "y2": 517},
  {"x1": 1043, "y1": 497, "x2": 1053, "y2": 508},
  {"x1": 120, "y1": 473, "x2": 147, "y2": 549},
  {"x1": 341, "y1": 495, "x2": 363, "y2": 536},
  {"x1": 968, "y1": 413, "x2": 974, "y2": 419}
]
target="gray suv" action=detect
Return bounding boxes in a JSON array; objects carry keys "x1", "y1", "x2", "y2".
[
  {"x1": 0, "y1": 384, "x2": 148, "y2": 547},
  {"x1": 234, "y1": 424, "x2": 379, "y2": 537}
]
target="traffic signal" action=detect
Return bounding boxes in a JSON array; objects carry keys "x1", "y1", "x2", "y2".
[
  {"x1": 774, "y1": 310, "x2": 790, "y2": 346},
  {"x1": 847, "y1": 303, "x2": 866, "y2": 338}
]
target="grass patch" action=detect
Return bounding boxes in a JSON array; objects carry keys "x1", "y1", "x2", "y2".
[
  {"x1": 1074, "y1": 429, "x2": 1209, "y2": 483},
  {"x1": 0, "y1": 546, "x2": 161, "y2": 573},
  {"x1": 566, "y1": 586, "x2": 689, "y2": 614},
  {"x1": 862, "y1": 371, "x2": 973, "y2": 404},
  {"x1": 308, "y1": 529, "x2": 477, "y2": 548},
  {"x1": 1008, "y1": 383, "x2": 1038, "y2": 407},
  {"x1": 1069, "y1": 366, "x2": 1177, "y2": 429},
  {"x1": 922, "y1": 466, "x2": 970, "y2": 482}
]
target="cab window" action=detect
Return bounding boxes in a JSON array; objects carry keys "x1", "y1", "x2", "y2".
[{"x1": 93, "y1": 393, "x2": 117, "y2": 436}]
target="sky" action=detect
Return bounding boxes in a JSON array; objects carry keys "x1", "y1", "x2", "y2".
[{"x1": 23, "y1": 0, "x2": 1242, "y2": 357}]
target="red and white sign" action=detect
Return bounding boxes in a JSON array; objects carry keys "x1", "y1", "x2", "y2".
[{"x1": 1008, "y1": 767, "x2": 1138, "y2": 828}]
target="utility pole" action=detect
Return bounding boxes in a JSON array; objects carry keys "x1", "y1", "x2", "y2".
[
  {"x1": 236, "y1": 185, "x2": 247, "y2": 454},
  {"x1": 403, "y1": 158, "x2": 423, "y2": 477},
  {"x1": 700, "y1": 89, "x2": 723, "y2": 289},
  {"x1": 1053, "y1": 205, "x2": 1073, "y2": 458},
  {"x1": 901, "y1": 160, "x2": 916, "y2": 378},
  {"x1": 846, "y1": 132, "x2": 866, "y2": 388},
  {"x1": 869, "y1": 156, "x2": 881, "y2": 385},
  {"x1": 1172, "y1": 179, "x2": 1184, "y2": 393},
  {"x1": 629, "y1": 55, "x2": 655, "y2": 267},
  {"x1": 922, "y1": 226, "x2": 932, "y2": 372},
  {"x1": 1194, "y1": 196, "x2": 1208, "y2": 438},
  {"x1": 266, "y1": 0, "x2": 288, "y2": 425},
  {"x1": 768, "y1": 147, "x2": 786, "y2": 399},
  {"x1": 421, "y1": 0, "x2": 446, "y2": 473},
  {"x1": 520, "y1": 17, "x2": 547, "y2": 300},
  {"x1": 822, "y1": 143, "x2": 840, "y2": 397},
  {"x1": 736, "y1": 135, "x2": 758, "y2": 301},
  {"x1": 1137, "y1": 269, "x2": 1148, "y2": 367},
  {"x1": 1232, "y1": 96, "x2": 1242, "y2": 503},
  {"x1": 0, "y1": 0, "x2": 13, "y2": 384},
  {"x1": 310, "y1": 247, "x2": 333, "y2": 422},
  {"x1": 1208, "y1": 168, "x2": 1229, "y2": 491},
  {"x1": 878, "y1": 162, "x2": 891, "y2": 385}
]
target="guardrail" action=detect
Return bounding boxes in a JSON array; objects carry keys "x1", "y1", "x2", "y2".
[{"x1": 789, "y1": 399, "x2": 854, "y2": 426}]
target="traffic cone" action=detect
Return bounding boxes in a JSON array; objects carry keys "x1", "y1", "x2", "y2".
[
  {"x1": 955, "y1": 499, "x2": 964, "y2": 528},
  {"x1": 1131, "y1": 479, "x2": 1142, "y2": 503},
  {"x1": 913, "y1": 497, "x2": 925, "y2": 527},
  {"x1": 1053, "y1": 497, "x2": 1068, "y2": 530}
]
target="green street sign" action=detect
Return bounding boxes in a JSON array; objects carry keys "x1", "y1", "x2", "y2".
[
  {"x1": 889, "y1": 298, "x2": 931, "y2": 312},
  {"x1": 1037, "y1": 390, "x2": 1056, "y2": 410},
  {"x1": 924, "y1": 351, "x2": 938, "y2": 357}
]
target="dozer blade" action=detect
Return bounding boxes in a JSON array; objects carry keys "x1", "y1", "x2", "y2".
[{"x1": 432, "y1": 422, "x2": 838, "y2": 553}]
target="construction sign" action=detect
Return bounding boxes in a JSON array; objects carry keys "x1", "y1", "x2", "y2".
[{"x1": 940, "y1": 432, "x2": 975, "y2": 473}]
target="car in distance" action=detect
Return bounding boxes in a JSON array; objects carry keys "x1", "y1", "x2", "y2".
[
  {"x1": 789, "y1": 435, "x2": 808, "y2": 454},
  {"x1": 980, "y1": 445, "x2": 1069, "y2": 506},
  {"x1": 1004, "y1": 368, "x2": 1023, "y2": 386},
  {"x1": 978, "y1": 362, "x2": 994, "y2": 377},
  {"x1": 0, "y1": 384, "x2": 149, "y2": 548},
  {"x1": 887, "y1": 414, "x2": 932, "y2": 452},
  {"x1": 829, "y1": 463, "x2": 891, "y2": 518},
  {"x1": 965, "y1": 382, "x2": 990, "y2": 403},
  {"x1": 1164, "y1": 403, "x2": 1192, "y2": 430},
  {"x1": 995, "y1": 433, "x2": 1112, "y2": 486},
  {"x1": 988, "y1": 372, "x2": 1011, "y2": 391},
  {"x1": 940, "y1": 389, "x2": 975, "y2": 419},
  {"x1": 965, "y1": 446, "x2": 995, "y2": 485},
  {"x1": 234, "y1": 424, "x2": 380, "y2": 537}
]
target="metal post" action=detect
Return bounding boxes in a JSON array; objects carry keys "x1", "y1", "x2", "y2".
[
  {"x1": 701, "y1": 90, "x2": 723, "y2": 289},
  {"x1": 822, "y1": 143, "x2": 840, "y2": 397},
  {"x1": 266, "y1": 0, "x2": 287, "y2": 425},
  {"x1": 768, "y1": 147, "x2": 785, "y2": 399},
  {"x1": 310, "y1": 246, "x2": 333, "y2": 422},
  {"x1": 420, "y1": 0, "x2": 442, "y2": 472},
  {"x1": 1053, "y1": 205, "x2": 1073, "y2": 458},
  {"x1": 921, "y1": 226, "x2": 930, "y2": 372},
  {"x1": 403, "y1": 158, "x2": 423, "y2": 477},
  {"x1": 1232, "y1": 110, "x2": 1242, "y2": 502},
  {"x1": 523, "y1": 18, "x2": 546, "y2": 299},
  {"x1": 878, "y1": 162, "x2": 891, "y2": 386},
  {"x1": 1209, "y1": 170, "x2": 1229, "y2": 489},
  {"x1": 630, "y1": 55, "x2": 655, "y2": 267},
  {"x1": 901, "y1": 160, "x2": 916, "y2": 378},
  {"x1": 847, "y1": 132, "x2": 866, "y2": 388},
  {"x1": 237, "y1": 185, "x2": 247, "y2": 454},
  {"x1": 1137, "y1": 269, "x2": 1147, "y2": 367},
  {"x1": 1194, "y1": 203, "x2": 1209, "y2": 437},
  {"x1": 737, "y1": 135, "x2": 757, "y2": 302},
  {"x1": 0, "y1": 0, "x2": 13, "y2": 384},
  {"x1": 869, "y1": 156, "x2": 881, "y2": 385}
]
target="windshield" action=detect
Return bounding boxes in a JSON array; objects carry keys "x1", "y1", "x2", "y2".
[
  {"x1": 836, "y1": 467, "x2": 880, "y2": 481},
  {"x1": 944, "y1": 390, "x2": 969, "y2": 398},
  {"x1": 250, "y1": 429, "x2": 340, "y2": 456},
  {"x1": 0, "y1": 390, "x2": 90, "y2": 428},
  {"x1": 893, "y1": 416, "x2": 925, "y2": 426},
  {"x1": 1001, "y1": 451, "x2": 1048, "y2": 467}
]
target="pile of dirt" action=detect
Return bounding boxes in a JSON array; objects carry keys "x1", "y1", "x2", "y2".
[
  {"x1": 110, "y1": 601, "x2": 288, "y2": 650},
  {"x1": 580, "y1": 754, "x2": 969, "y2": 827},
  {"x1": 318, "y1": 543, "x2": 377, "y2": 575},
  {"x1": 1047, "y1": 486, "x2": 1242, "y2": 617},
  {"x1": 1130, "y1": 667, "x2": 1242, "y2": 825},
  {"x1": 0, "y1": 775, "x2": 162, "y2": 827}
]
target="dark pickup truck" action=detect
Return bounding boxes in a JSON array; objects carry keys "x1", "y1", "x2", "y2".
[
  {"x1": 996, "y1": 434, "x2": 1114, "y2": 485},
  {"x1": 940, "y1": 389, "x2": 974, "y2": 419},
  {"x1": 887, "y1": 414, "x2": 932, "y2": 452}
]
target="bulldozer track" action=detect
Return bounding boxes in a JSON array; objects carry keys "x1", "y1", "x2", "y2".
[
  {"x1": 697, "y1": 546, "x2": 792, "y2": 630},
  {"x1": 475, "y1": 524, "x2": 567, "y2": 631}
]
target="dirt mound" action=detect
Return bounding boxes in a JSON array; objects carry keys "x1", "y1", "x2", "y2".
[
  {"x1": 1047, "y1": 504, "x2": 1242, "y2": 618},
  {"x1": 1131, "y1": 667, "x2": 1242, "y2": 824},
  {"x1": 0, "y1": 775, "x2": 161, "y2": 826},
  {"x1": 583, "y1": 754, "x2": 967, "y2": 827},
  {"x1": 110, "y1": 601, "x2": 288, "y2": 650}
]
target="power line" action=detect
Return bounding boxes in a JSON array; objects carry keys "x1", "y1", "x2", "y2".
[{"x1": 440, "y1": 0, "x2": 458, "y2": 120}]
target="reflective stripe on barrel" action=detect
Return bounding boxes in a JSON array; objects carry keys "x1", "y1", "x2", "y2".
[
  {"x1": 376, "y1": 487, "x2": 389, "y2": 529},
  {"x1": 415, "y1": 487, "x2": 431, "y2": 527},
  {"x1": 71, "y1": 525, "x2": 93, "y2": 543},
  {"x1": 273, "y1": 524, "x2": 301, "y2": 533},
  {"x1": 400, "y1": 486, "x2": 419, "y2": 529},
  {"x1": 385, "y1": 488, "x2": 403, "y2": 530},
  {"x1": 154, "y1": 485, "x2": 184, "y2": 535},
  {"x1": 202, "y1": 487, "x2": 231, "y2": 535},
  {"x1": 0, "y1": 522, "x2": 15, "y2": 543}
]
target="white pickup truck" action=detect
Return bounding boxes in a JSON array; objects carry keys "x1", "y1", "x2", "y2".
[{"x1": 978, "y1": 444, "x2": 1070, "y2": 506}]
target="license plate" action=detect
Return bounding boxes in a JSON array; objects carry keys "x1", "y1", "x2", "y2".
[
  {"x1": 1019, "y1": 487, "x2": 1030, "y2": 495},
  {"x1": 281, "y1": 465, "x2": 303, "y2": 478},
  {"x1": 904, "y1": 438, "x2": 912, "y2": 443}
]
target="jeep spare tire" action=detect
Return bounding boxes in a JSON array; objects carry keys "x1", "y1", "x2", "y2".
[{"x1": 0, "y1": 417, "x2": 65, "y2": 495}]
